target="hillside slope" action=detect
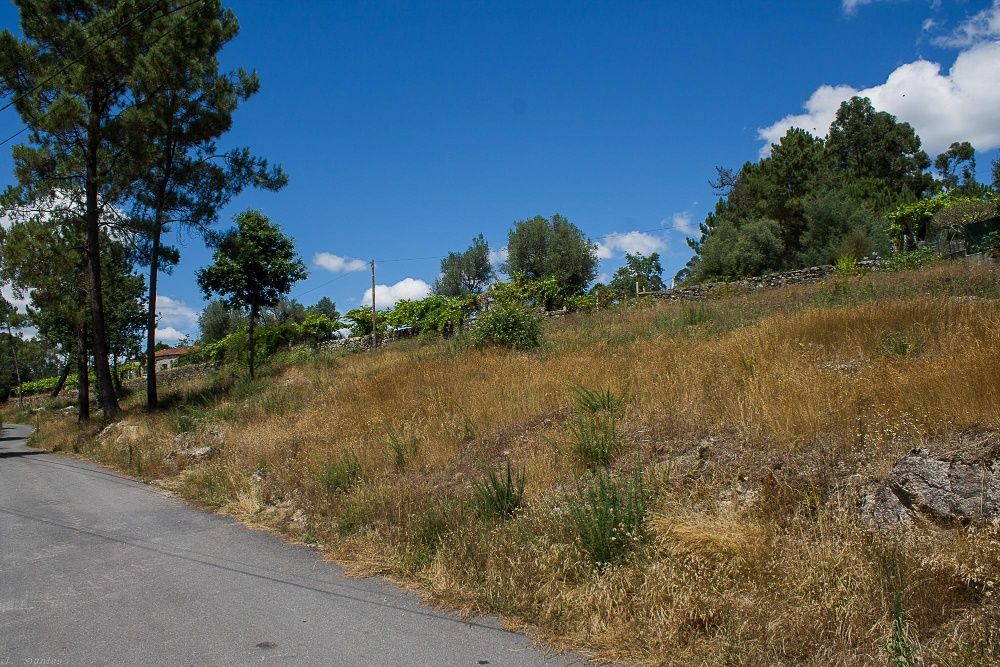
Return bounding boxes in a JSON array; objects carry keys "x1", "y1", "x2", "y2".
[{"x1": 24, "y1": 261, "x2": 1000, "y2": 666}]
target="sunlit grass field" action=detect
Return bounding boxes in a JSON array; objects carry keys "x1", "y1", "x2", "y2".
[{"x1": 20, "y1": 261, "x2": 1000, "y2": 666}]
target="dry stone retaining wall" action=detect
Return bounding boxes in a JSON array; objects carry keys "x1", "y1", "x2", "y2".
[{"x1": 647, "y1": 260, "x2": 882, "y2": 302}]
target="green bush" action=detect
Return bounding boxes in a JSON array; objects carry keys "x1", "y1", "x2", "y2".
[
  {"x1": 468, "y1": 302, "x2": 541, "y2": 350},
  {"x1": 881, "y1": 247, "x2": 938, "y2": 272},
  {"x1": 315, "y1": 453, "x2": 362, "y2": 493},
  {"x1": 566, "y1": 467, "x2": 648, "y2": 566},
  {"x1": 975, "y1": 230, "x2": 1000, "y2": 259},
  {"x1": 473, "y1": 461, "x2": 526, "y2": 520}
]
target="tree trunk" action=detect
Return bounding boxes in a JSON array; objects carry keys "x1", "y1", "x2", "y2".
[
  {"x1": 6, "y1": 323, "x2": 23, "y2": 407},
  {"x1": 248, "y1": 305, "x2": 257, "y2": 379},
  {"x1": 76, "y1": 322, "x2": 90, "y2": 423},
  {"x1": 50, "y1": 359, "x2": 72, "y2": 398},
  {"x1": 145, "y1": 211, "x2": 165, "y2": 410},
  {"x1": 84, "y1": 127, "x2": 120, "y2": 418}
]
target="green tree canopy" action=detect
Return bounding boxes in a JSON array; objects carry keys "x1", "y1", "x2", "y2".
[
  {"x1": 433, "y1": 234, "x2": 492, "y2": 296},
  {"x1": 197, "y1": 210, "x2": 307, "y2": 378},
  {"x1": 503, "y1": 214, "x2": 597, "y2": 294},
  {"x1": 609, "y1": 253, "x2": 665, "y2": 296}
]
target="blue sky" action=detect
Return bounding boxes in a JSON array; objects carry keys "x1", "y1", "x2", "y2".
[{"x1": 2, "y1": 0, "x2": 1000, "y2": 341}]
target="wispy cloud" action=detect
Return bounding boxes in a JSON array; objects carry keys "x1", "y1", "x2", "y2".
[
  {"x1": 155, "y1": 326, "x2": 187, "y2": 343},
  {"x1": 932, "y1": 0, "x2": 1000, "y2": 47},
  {"x1": 313, "y1": 252, "x2": 367, "y2": 273},
  {"x1": 670, "y1": 212, "x2": 697, "y2": 236}
]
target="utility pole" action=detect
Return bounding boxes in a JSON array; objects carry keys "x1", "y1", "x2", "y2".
[{"x1": 370, "y1": 258, "x2": 378, "y2": 348}]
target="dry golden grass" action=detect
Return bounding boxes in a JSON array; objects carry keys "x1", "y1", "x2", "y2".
[{"x1": 16, "y1": 261, "x2": 1000, "y2": 666}]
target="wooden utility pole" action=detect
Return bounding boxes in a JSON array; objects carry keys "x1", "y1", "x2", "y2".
[{"x1": 370, "y1": 258, "x2": 378, "y2": 348}]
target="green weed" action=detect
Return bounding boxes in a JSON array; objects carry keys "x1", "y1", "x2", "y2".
[
  {"x1": 315, "y1": 452, "x2": 362, "y2": 493},
  {"x1": 473, "y1": 461, "x2": 526, "y2": 520},
  {"x1": 566, "y1": 467, "x2": 648, "y2": 566}
]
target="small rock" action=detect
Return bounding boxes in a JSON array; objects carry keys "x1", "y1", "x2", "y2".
[{"x1": 189, "y1": 446, "x2": 216, "y2": 460}]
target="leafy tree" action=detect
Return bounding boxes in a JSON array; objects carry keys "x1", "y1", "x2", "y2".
[
  {"x1": 309, "y1": 296, "x2": 340, "y2": 322},
  {"x1": 609, "y1": 253, "x2": 665, "y2": 296},
  {"x1": 0, "y1": 0, "x2": 171, "y2": 417},
  {"x1": 798, "y1": 188, "x2": 887, "y2": 265},
  {"x1": 125, "y1": 0, "x2": 286, "y2": 408},
  {"x1": 433, "y1": 234, "x2": 492, "y2": 296},
  {"x1": 198, "y1": 300, "x2": 245, "y2": 345},
  {"x1": 825, "y1": 97, "x2": 933, "y2": 200},
  {"x1": 504, "y1": 214, "x2": 597, "y2": 294},
  {"x1": 991, "y1": 158, "x2": 1000, "y2": 193},
  {"x1": 0, "y1": 212, "x2": 91, "y2": 417},
  {"x1": 935, "y1": 141, "x2": 978, "y2": 194},
  {"x1": 689, "y1": 218, "x2": 785, "y2": 281},
  {"x1": 263, "y1": 298, "x2": 307, "y2": 326},
  {"x1": 197, "y1": 210, "x2": 307, "y2": 378}
]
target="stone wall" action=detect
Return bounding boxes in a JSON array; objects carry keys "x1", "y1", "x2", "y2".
[
  {"x1": 122, "y1": 363, "x2": 212, "y2": 391},
  {"x1": 646, "y1": 260, "x2": 882, "y2": 302}
]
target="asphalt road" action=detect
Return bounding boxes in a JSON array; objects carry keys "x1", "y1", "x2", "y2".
[{"x1": 0, "y1": 423, "x2": 588, "y2": 666}]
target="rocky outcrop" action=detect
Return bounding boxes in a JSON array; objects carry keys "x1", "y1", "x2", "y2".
[{"x1": 862, "y1": 429, "x2": 1000, "y2": 530}]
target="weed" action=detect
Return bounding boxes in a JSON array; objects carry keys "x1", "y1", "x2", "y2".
[
  {"x1": 566, "y1": 467, "x2": 648, "y2": 566},
  {"x1": 568, "y1": 384, "x2": 626, "y2": 467},
  {"x1": 384, "y1": 424, "x2": 419, "y2": 471},
  {"x1": 473, "y1": 461, "x2": 526, "y2": 519},
  {"x1": 883, "y1": 332, "x2": 918, "y2": 357},
  {"x1": 315, "y1": 452, "x2": 362, "y2": 493},
  {"x1": 681, "y1": 302, "x2": 710, "y2": 326}
]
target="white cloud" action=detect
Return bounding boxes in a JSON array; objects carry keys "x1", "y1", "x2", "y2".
[
  {"x1": 155, "y1": 326, "x2": 186, "y2": 343},
  {"x1": 595, "y1": 231, "x2": 666, "y2": 260},
  {"x1": 488, "y1": 246, "x2": 508, "y2": 266},
  {"x1": 933, "y1": 1, "x2": 1000, "y2": 47},
  {"x1": 842, "y1": 0, "x2": 874, "y2": 14},
  {"x1": 313, "y1": 252, "x2": 367, "y2": 273},
  {"x1": 156, "y1": 295, "x2": 198, "y2": 329},
  {"x1": 362, "y1": 277, "x2": 431, "y2": 310},
  {"x1": 758, "y1": 40, "x2": 1000, "y2": 157},
  {"x1": 594, "y1": 272, "x2": 610, "y2": 284},
  {"x1": 670, "y1": 212, "x2": 697, "y2": 236}
]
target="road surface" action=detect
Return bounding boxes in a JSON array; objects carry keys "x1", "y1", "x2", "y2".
[{"x1": 0, "y1": 423, "x2": 588, "y2": 666}]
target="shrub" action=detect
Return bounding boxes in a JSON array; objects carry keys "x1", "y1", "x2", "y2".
[
  {"x1": 468, "y1": 302, "x2": 541, "y2": 350},
  {"x1": 882, "y1": 247, "x2": 938, "y2": 272},
  {"x1": 835, "y1": 255, "x2": 859, "y2": 278},
  {"x1": 473, "y1": 461, "x2": 526, "y2": 520},
  {"x1": 566, "y1": 467, "x2": 648, "y2": 566},
  {"x1": 315, "y1": 452, "x2": 362, "y2": 493},
  {"x1": 975, "y1": 230, "x2": 1000, "y2": 259}
]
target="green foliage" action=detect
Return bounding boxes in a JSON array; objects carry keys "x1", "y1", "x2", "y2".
[
  {"x1": 568, "y1": 385, "x2": 626, "y2": 467},
  {"x1": 488, "y1": 272, "x2": 564, "y2": 311},
  {"x1": 609, "y1": 252, "x2": 665, "y2": 296},
  {"x1": 197, "y1": 209, "x2": 307, "y2": 378},
  {"x1": 503, "y1": 214, "x2": 598, "y2": 294},
  {"x1": 315, "y1": 453, "x2": 362, "y2": 494},
  {"x1": 467, "y1": 302, "x2": 541, "y2": 350},
  {"x1": 681, "y1": 97, "x2": 943, "y2": 283},
  {"x1": 566, "y1": 467, "x2": 648, "y2": 566},
  {"x1": 433, "y1": 234, "x2": 493, "y2": 297},
  {"x1": 308, "y1": 296, "x2": 340, "y2": 322},
  {"x1": 975, "y1": 230, "x2": 1000, "y2": 259},
  {"x1": 835, "y1": 255, "x2": 859, "y2": 278},
  {"x1": 382, "y1": 295, "x2": 469, "y2": 335},
  {"x1": 881, "y1": 248, "x2": 938, "y2": 272},
  {"x1": 473, "y1": 461, "x2": 526, "y2": 520}
]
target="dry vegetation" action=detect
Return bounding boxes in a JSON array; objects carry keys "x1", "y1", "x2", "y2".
[{"x1": 14, "y1": 261, "x2": 1000, "y2": 666}]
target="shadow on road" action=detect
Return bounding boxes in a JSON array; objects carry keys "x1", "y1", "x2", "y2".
[{"x1": 0, "y1": 451, "x2": 45, "y2": 458}]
